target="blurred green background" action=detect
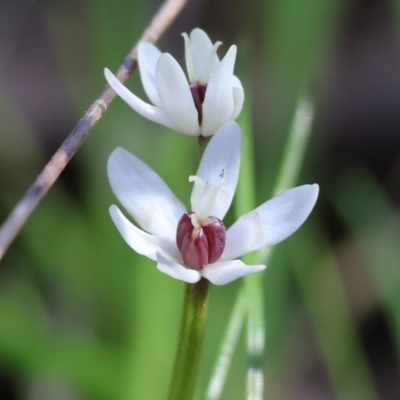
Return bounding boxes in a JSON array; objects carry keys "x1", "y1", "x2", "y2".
[{"x1": 1, "y1": 0, "x2": 400, "y2": 398}]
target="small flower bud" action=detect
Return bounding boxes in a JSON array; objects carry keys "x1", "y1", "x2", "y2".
[{"x1": 176, "y1": 212, "x2": 226, "y2": 270}]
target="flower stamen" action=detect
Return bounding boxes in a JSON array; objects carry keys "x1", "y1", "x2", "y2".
[
  {"x1": 182, "y1": 33, "x2": 196, "y2": 83},
  {"x1": 202, "y1": 183, "x2": 223, "y2": 221},
  {"x1": 190, "y1": 213, "x2": 200, "y2": 229},
  {"x1": 189, "y1": 175, "x2": 204, "y2": 219},
  {"x1": 189, "y1": 175, "x2": 224, "y2": 222},
  {"x1": 198, "y1": 41, "x2": 222, "y2": 84}
]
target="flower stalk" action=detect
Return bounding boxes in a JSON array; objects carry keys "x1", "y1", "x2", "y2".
[
  {"x1": 167, "y1": 279, "x2": 210, "y2": 400},
  {"x1": 167, "y1": 133, "x2": 214, "y2": 400}
]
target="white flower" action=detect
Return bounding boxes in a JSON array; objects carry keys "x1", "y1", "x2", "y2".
[
  {"x1": 107, "y1": 121, "x2": 319, "y2": 285},
  {"x1": 104, "y1": 28, "x2": 244, "y2": 137}
]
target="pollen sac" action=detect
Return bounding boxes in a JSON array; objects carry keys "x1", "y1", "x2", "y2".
[
  {"x1": 190, "y1": 84, "x2": 207, "y2": 125},
  {"x1": 176, "y1": 212, "x2": 226, "y2": 270}
]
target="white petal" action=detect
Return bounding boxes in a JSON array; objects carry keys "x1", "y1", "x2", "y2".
[
  {"x1": 110, "y1": 205, "x2": 179, "y2": 261},
  {"x1": 202, "y1": 260, "x2": 266, "y2": 285},
  {"x1": 201, "y1": 45, "x2": 237, "y2": 137},
  {"x1": 107, "y1": 147, "x2": 186, "y2": 244},
  {"x1": 104, "y1": 68, "x2": 179, "y2": 131},
  {"x1": 190, "y1": 28, "x2": 219, "y2": 81},
  {"x1": 156, "y1": 253, "x2": 201, "y2": 283},
  {"x1": 230, "y1": 76, "x2": 244, "y2": 120},
  {"x1": 156, "y1": 54, "x2": 200, "y2": 136},
  {"x1": 223, "y1": 184, "x2": 319, "y2": 260},
  {"x1": 193, "y1": 121, "x2": 241, "y2": 219},
  {"x1": 138, "y1": 41, "x2": 162, "y2": 106}
]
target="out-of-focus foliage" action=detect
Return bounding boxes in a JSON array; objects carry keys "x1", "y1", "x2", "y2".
[{"x1": 1, "y1": 0, "x2": 400, "y2": 399}]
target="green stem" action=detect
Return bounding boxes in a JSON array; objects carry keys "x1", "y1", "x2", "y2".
[
  {"x1": 168, "y1": 278, "x2": 210, "y2": 400},
  {"x1": 273, "y1": 95, "x2": 314, "y2": 195},
  {"x1": 198, "y1": 135, "x2": 212, "y2": 158},
  {"x1": 237, "y1": 104, "x2": 265, "y2": 400}
]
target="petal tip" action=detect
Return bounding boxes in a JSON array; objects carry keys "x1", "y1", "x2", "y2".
[
  {"x1": 109, "y1": 204, "x2": 119, "y2": 215},
  {"x1": 107, "y1": 147, "x2": 129, "y2": 169},
  {"x1": 138, "y1": 40, "x2": 150, "y2": 51},
  {"x1": 225, "y1": 45, "x2": 237, "y2": 59},
  {"x1": 307, "y1": 183, "x2": 320, "y2": 201},
  {"x1": 104, "y1": 68, "x2": 115, "y2": 81}
]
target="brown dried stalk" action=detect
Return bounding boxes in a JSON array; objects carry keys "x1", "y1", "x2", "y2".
[{"x1": 0, "y1": 0, "x2": 189, "y2": 261}]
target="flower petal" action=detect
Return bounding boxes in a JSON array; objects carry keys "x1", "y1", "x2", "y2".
[
  {"x1": 230, "y1": 76, "x2": 244, "y2": 121},
  {"x1": 156, "y1": 54, "x2": 200, "y2": 136},
  {"x1": 107, "y1": 147, "x2": 186, "y2": 244},
  {"x1": 189, "y1": 28, "x2": 219, "y2": 81},
  {"x1": 156, "y1": 253, "x2": 201, "y2": 283},
  {"x1": 193, "y1": 121, "x2": 241, "y2": 220},
  {"x1": 223, "y1": 184, "x2": 319, "y2": 260},
  {"x1": 202, "y1": 260, "x2": 265, "y2": 285},
  {"x1": 104, "y1": 68, "x2": 179, "y2": 131},
  {"x1": 201, "y1": 45, "x2": 237, "y2": 137},
  {"x1": 110, "y1": 205, "x2": 179, "y2": 261},
  {"x1": 138, "y1": 41, "x2": 162, "y2": 107}
]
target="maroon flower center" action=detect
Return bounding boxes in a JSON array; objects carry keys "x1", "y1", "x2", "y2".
[
  {"x1": 176, "y1": 212, "x2": 226, "y2": 270},
  {"x1": 190, "y1": 84, "x2": 207, "y2": 125}
]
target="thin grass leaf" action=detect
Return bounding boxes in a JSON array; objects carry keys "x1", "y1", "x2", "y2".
[{"x1": 205, "y1": 291, "x2": 246, "y2": 400}]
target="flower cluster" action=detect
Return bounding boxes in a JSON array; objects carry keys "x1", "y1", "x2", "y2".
[{"x1": 105, "y1": 29, "x2": 319, "y2": 285}]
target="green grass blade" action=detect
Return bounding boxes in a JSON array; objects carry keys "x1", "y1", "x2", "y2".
[{"x1": 205, "y1": 291, "x2": 247, "y2": 400}]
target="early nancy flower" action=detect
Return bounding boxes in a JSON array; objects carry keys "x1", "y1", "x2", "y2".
[
  {"x1": 107, "y1": 121, "x2": 319, "y2": 285},
  {"x1": 104, "y1": 28, "x2": 244, "y2": 137}
]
